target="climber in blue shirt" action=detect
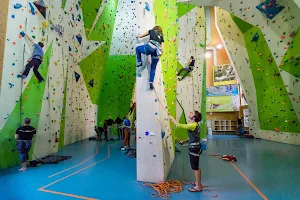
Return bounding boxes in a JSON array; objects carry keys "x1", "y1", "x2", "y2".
[{"x1": 21, "y1": 33, "x2": 45, "y2": 83}]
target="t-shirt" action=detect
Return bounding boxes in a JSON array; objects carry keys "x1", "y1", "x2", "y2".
[
  {"x1": 237, "y1": 118, "x2": 243, "y2": 125},
  {"x1": 149, "y1": 30, "x2": 164, "y2": 44},
  {"x1": 16, "y1": 126, "x2": 36, "y2": 140},
  {"x1": 123, "y1": 119, "x2": 131, "y2": 128},
  {"x1": 33, "y1": 44, "x2": 44, "y2": 60},
  {"x1": 115, "y1": 117, "x2": 122, "y2": 125}
]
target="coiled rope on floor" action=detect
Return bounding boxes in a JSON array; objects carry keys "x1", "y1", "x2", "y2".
[{"x1": 143, "y1": 180, "x2": 186, "y2": 199}]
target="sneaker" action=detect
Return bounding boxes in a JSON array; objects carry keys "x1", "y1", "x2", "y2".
[
  {"x1": 149, "y1": 83, "x2": 154, "y2": 90},
  {"x1": 120, "y1": 146, "x2": 128, "y2": 151}
]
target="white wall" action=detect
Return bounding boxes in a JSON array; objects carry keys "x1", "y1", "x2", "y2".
[
  {"x1": 136, "y1": 0, "x2": 174, "y2": 183},
  {"x1": 176, "y1": 7, "x2": 206, "y2": 125}
]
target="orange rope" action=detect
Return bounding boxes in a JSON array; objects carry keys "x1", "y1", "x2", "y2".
[
  {"x1": 143, "y1": 180, "x2": 185, "y2": 199},
  {"x1": 153, "y1": 86, "x2": 169, "y2": 114}
]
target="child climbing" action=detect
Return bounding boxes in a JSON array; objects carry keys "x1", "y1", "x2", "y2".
[
  {"x1": 20, "y1": 32, "x2": 45, "y2": 83},
  {"x1": 169, "y1": 111, "x2": 203, "y2": 192},
  {"x1": 177, "y1": 56, "x2": 195, "y2": 81},
  {"x1": 120, "y1": 117, "x2": 131, "y2": 151},
  {"x1": 136, "y1": 26, "x2": 164, "y2": 90}
]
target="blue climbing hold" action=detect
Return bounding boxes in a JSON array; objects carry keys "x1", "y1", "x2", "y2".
[
  {"x1": 251, "y1": 32, "x2": 259, "y2": 42},
  {"x1": 69, "y1": 46, "x2": 72, "y2": 52},
  {"x1": 145, "y1": 2, "x2": 150, "y2": 11},
  {"x1": 14, "y1": 3, "x2": 22, "y2": 9},
  {"x1": 76, "y1": 34, "x2": 82, "y2": 45},
  {"x1": 145, "y1": 131, "x2": 149, "y2": 136},
  {"x1": 12, "y1": 15, "x2": 15, "y2": 18},
  {"x1": 9, "y1": 83, "x2": 14, "y2": 89},
  {"x1": 29, "y1": 2, "x2": 35, "y2": 15},
  {"x1": 161, "y1": 130, "x2": 165, "y2": 139},
  {"x1": 20, "y1": 31, "x2": 25, "y2": 37}
]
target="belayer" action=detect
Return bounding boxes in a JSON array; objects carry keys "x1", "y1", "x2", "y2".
[
  {"x1": 136, "y1": 26, "x2": 164, "y2": 90},
  {"x1": 20, "y1": 32, "x2": 44, "y2": 83},
  {"x1": 169, "y1": 111, "x2": 203, "y2": 192}
]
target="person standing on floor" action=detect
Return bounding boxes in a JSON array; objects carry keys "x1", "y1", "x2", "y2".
[
  {"x1": 103, "y1": 120, "x2": 109, "y2": 141},
  {"x1": 177, "y1": 56, "x2": 195, "y2": 81},
  {"x1": 115, "y1": 116, "x2": 123, "y2": 140},
  {"x1": 15, "y1": 118, "x2": 36, "y2": 171},
  {"x1": 169, "y1": 111, "x2": 203, "y2": 192},
  {"x1": 120, "y1": 117, "x2": 131, "y2": 151},
  {"x1": 107, "y1": 118, "x2": 114, "y2": 141},
  {"x1": 236, "y1": 116, "x2": 245, "y2": 137},
  {"x1": 20, "y1": 32, "x2": 45, "y2": 83},
  {"x1": 136, "y1": 26, "x2": 164, "y2": 90}
]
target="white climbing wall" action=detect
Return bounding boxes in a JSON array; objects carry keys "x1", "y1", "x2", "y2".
[
  {"x1": 0, "y1": 0, "x2": 99, "y2": 160},
  {"x1": 136, "y1": 0, "x2": 174, "y2": 183},
  {"x1": 176, "y1": 7, "x2": 206, "y2": 124}
]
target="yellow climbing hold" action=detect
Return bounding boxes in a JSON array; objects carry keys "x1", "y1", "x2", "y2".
[{"x1": 42, "y1": 21, "x2": 48, "y2": 28}]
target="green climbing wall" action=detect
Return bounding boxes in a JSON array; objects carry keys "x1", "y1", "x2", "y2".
[
  {"x1": 79, "y1": 45, "x2": 107, "y2": 104},
  {"x1": 0, "y1": 43, "x2": 53, "y2": 169},
  {"x1": 178, "y1": 2, "x2": 196, "y2": 18},
  {"x1": 97, "y1": 55, "x2": 136, "y2": 124},
  {"x1": 154, "y1": 0, "x2": 178, "y2": 146},
  {"x1": 280, "y1": 27, "x2": 300, "y2": 78},
  {"x1": 232, "y1": 16, "x2": 300, "y2": 133}
]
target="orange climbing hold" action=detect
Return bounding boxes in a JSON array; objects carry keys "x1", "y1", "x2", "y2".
[
  {"x1": 274, "y1": 128, "x2": 280, "y2": 132},
  {"x1": 281, "y1": 36, "x2": 285, "y2": 39}
]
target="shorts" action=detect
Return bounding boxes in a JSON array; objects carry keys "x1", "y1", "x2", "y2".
[
  {"x1": 189, "y1": 148, "x2": 201, "y2": 170},
  {"x1": 17, "y1": 140, "x2": 32, "y2": 163}
]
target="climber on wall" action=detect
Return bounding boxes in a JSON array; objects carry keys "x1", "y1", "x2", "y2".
[
  {"x1": 177, "y1": 56, "x2": 195, "y2": 81},
  {"x1": 136, "y1": 26, "x2": 164, "y2": 90},
  {"x1": 20, "y1": 32, "x2": 45, "y2": 83},
  {"x1": 15, "y1": 118, "x2": 36, "y2": 171},
  {"x1": 236, "y1": 116, "x2": 245, "y2": 137},
  {"x1": 169, "y1": 111, "x2": 203, "y2": 192},
  {"x1": 120, "y1": 116, "x2": 131, "y2": 151}
]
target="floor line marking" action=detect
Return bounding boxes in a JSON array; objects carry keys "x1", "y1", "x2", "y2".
[
  {"x1": 49, "y1": 146, "x2": 99, "y2": 178},
  {"x1": 230, "y1": 162, "x2": 268, "y2": 200},
  {"x1": 39, "y1": 146, "x2": 110, "y2": 199},
  {"x1": 39, "y1": 189, "x2": 98, "y2": 200}
]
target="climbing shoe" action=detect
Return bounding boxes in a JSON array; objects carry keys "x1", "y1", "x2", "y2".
[
  {"x1": 38, "y1": 79, "x2": 45, "y2": 83},
  {"x1": 149, "y1": 83, "x2": 154, "y2": 90}
]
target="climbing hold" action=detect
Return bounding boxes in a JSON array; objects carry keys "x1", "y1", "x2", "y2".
[
  {"x1": 42, "y1": 21, "x2": 48, "y2": 28},
  {"x1": 14, "y1": 3, "x2": 22, "y2": 9},
  {"x1": 20, "y1": 31, "x2": 25, "y2": 37},
  {"x1": 76, "y1": 34, "x2": 82, "y2": 45},
  {"x1": 251, "y1": 32, "x2": 259, "y2": 42},
  {"x1": 145, "y1": 131, "x2": 149, "y2": 136},
  {"x1": 29, "y1": 3, "x2": 35, "y2": 15},
  {"x1": 9, "y1": 83, "x2": 14, "y2": 88},
  {"x1": 145, "y1": 2, "x2": 150, "y2": 11},
  {"x1": 274, "y1": 128, "x2": 280, "y2": 132}
]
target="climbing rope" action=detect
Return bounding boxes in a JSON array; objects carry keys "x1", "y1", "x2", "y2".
[
  {"x1": 143, "y1": 180, "x2": 185, "y2": 199},
  {"x1": 143, "y1": 179, "x2": 218, "y2": 199}
]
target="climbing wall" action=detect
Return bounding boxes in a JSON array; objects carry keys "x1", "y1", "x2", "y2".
[
  {"x1": 136, "y1": 0, "x2": 175, "y2": 183},
  {"x1": 176, "y1": 5, "x2": 207, "y2": 140},
  {"x1": 0, "y1": 0, "x2": 9, "y2": 89},
  {"x1": 0, "y1": 0, "x2": 127, "y2": 169},
  {"x1": 215, "y1": 7, "x2": 300, "y2": 144},
  {"x1": 177, "y1": 0, "x2": 300, "y2": 144}
]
